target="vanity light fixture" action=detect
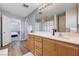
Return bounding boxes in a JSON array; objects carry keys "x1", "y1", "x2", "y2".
[{"x1": 38, "y1": 3, "x2": 52, "y2": 11}]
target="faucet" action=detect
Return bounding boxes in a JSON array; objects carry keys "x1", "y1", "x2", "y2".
[{"x1": 52, "y1": 29, "x2": 57, "y2": 36}]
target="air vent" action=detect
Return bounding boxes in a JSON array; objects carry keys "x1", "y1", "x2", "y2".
[{"x1": 23, "y1": 4, "x2": 29, "y2": 8}]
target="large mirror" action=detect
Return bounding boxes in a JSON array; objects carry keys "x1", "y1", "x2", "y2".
[{"x1": 35, "y1": 3, "x2": 78, "y2": 33}]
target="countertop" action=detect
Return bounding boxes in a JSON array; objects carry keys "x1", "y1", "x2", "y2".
[{"x1": 28, "y1": 32, "x2": 79, "y2": 45}]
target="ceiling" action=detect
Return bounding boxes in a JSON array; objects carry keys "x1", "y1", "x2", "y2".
[{"x1": 0, "y1": 3, "x2": 41, "y2": 19}]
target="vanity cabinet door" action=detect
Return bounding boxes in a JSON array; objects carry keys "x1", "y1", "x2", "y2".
[
  {"x1": 34, "y1": 36, "x2": 43, "y2": 56},
  {"x1": 27, "y1": 35, "x2": 34, "y2": 54},
  {"x1": 43, "y1": 39, "x2": 57, "y2": 56},
  {"x1": 56, "y1": 42, "x2": 79, "y2": 56}
]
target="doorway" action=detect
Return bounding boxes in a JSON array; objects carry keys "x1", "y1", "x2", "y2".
[
  {"x1": 57, "y1": 13, "x2": 66, "y2": 32},
  {"x1": 2, "y1": 15, "x2": 21, "y2": 47},
  {"x1": 11, "y1": 19, "x2": 21, "y2": 42}
]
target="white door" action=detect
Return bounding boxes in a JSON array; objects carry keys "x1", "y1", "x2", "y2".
[{"x1": 2, "y1": 15, "x2": 11, "y2": 46}]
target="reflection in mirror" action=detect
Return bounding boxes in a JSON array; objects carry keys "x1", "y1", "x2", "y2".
[
  {"x1": 66, "y1": 4, "x2": 77, "y2": 32},
  {"x1": 57, "y1": 13, "x2": 66, "y2": 32},
  {"x1": 35, "y1": 3, "x2": 78, "y2": 33}
]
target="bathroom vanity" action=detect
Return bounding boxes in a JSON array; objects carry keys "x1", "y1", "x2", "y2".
[
  {"x1": 26, "y1": 4, "x2": 79, "y2": 56},
  {"x1": 26, "y1": 32, "x2": 79, "y2": 56}
]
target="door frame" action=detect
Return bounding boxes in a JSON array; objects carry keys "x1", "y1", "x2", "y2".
[{"x1": 1, "y1": 13, "x2": 3, "y2": 47}]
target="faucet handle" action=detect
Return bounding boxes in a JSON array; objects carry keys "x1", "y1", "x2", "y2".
[{"x1": 52, "y1": 29, "x2": 57, "y2": 32}]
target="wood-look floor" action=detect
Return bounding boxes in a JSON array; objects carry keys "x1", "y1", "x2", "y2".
[{"x1": 0, "y1": 40, "x2": 29, "y2": 56}]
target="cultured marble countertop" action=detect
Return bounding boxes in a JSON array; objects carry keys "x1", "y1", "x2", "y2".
[{"x1": 28, "y1": 32, "x2": 79, "y2": 45}]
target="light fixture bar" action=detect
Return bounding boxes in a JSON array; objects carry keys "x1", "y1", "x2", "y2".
[{"x1": 38, "y1": 3, "x2": 52, "y2": 11}]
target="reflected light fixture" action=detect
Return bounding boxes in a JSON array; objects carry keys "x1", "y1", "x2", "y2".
[{"x1": 38, "y1": 3, "x2": 52, "y2": 11}]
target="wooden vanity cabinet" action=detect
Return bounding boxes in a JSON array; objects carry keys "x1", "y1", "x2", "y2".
[
  {"x1": 27, "y1": 35, "x2": 43, "y2": 56},
  {"x1": 43, "y1": 38, "x2": 79, "y2": 56},
  {"x1": 34, "y1": 36, "x2": 43, "y2": 56},
  {"x1": 27, "y1": 34, "x2": 79, "y2": 56},
  {"x1": 56, "y1": 41, "x2": 79, "y2": 56},
  {"x1": 43, "y1": 38, "x2": 57, "y2": 56},
  {"x1": 27, "y1": 35, "x2": 35, "y2": 54}
]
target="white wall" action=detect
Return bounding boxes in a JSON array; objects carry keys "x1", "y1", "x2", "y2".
[
  {"x1": 11, "y1": 19, "x2": 21, "y2": 32},
  {"x1": 21, "y1": 19, "x2": 25, "y2": 40},
  {"x1": 25, "y1": 10, "x2": 38, "y2": 39},
  {"x1": 0, "y1": 11, "x2": 1, "y2": 47},
  {"x1": 66, "y1": 5, "x2": 77, "y2": 32},
  {"x1": 25, "y1": 18, "x2": 29, "y2": 39}
]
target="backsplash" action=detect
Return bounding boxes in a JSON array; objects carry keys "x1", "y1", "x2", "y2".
[{"x1": 61, "y1": 32, "x2": 79, "y2": 38}]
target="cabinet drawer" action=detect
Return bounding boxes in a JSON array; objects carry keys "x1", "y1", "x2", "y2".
[
  {"x1": 35, "y1": 46, "x2": 42, "y2": 54},
  {"x1": 35, "y1": 41, "x2": 42, "y2": 48},
  {"x1": 35, "y1": 50, "x2": 42, "y2": 56},
  {"x1": 34, "y1": 36, "x2": 42, "y2": 42}
]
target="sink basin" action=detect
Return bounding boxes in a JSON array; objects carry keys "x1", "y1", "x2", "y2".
[{"x1": 51, "y1": 33, "x2": 71, "y2": 39}]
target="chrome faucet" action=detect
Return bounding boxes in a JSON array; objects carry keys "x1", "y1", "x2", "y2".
[{"x1": 52, "y1": 29, "x2": 57, "y2": 36}]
